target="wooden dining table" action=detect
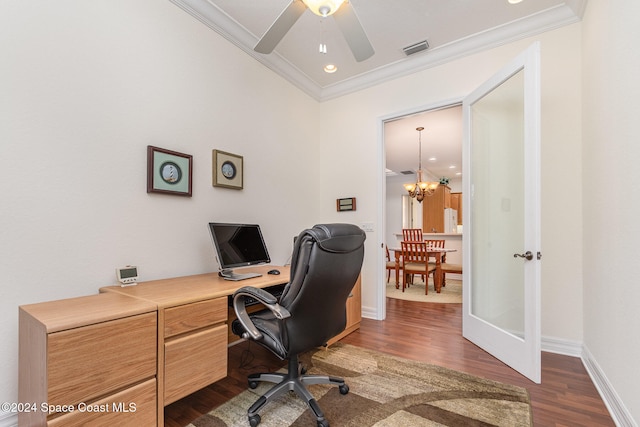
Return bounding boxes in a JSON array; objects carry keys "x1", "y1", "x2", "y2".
[{"x1": 389, "y1": 246, "x2": 457, "y2": 293}]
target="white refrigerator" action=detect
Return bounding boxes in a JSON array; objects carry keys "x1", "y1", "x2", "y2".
[{"x1": 444, "y1": 208, "x2": 458, "y2": 233}]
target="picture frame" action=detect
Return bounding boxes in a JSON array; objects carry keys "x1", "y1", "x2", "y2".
[
  {"x1": 212, "y1": 150, "x2": 243, "y2": 190},
  {"x1": 147, "y1": 146, "x2": 193, "y2": 197}
]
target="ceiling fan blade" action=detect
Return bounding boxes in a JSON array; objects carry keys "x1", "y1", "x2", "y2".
[
  {"x1": 254, "y1": 1, "x2": 307, "y2": 54},
  {"x1": 333, "y1": 2, "x2": 374, "y2": 62}
]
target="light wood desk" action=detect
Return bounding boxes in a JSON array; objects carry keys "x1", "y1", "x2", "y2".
[
  {"x1": 19, "y1": 265, "x2": 361, "y2": 426},
  {"x1": 99, "y1": 265, "x2": 291, "y2": 426}
]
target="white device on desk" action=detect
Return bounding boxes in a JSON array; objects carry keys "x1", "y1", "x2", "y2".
[{"x1": 116, "y1": 265, "x2": 138, "y2": 286}]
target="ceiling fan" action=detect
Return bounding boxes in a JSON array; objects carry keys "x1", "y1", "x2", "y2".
[{"x1": 254, "y1": 0, "x2": 375, "y2": 62}]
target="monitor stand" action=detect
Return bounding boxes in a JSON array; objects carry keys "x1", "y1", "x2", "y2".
[{"x1": 218, "y1": 269, "x2": 262, "y2": 281}]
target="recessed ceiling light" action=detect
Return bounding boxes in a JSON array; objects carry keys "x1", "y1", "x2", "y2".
[
  {"x1": 456, "y1": 172, "x2": 462, "y2": 176},
  {"x1": 428, "y1": 157, "x2": 437, "y2": 162},
  {"x1": 324, "y1": 64, "x2": 337, "y2": 73},
  {"x1": 508, "y1": 0, "x2": 523, "y2": 4},
  {"x1": 449, "y1": 165, "x2": 456, "y2": 169}
]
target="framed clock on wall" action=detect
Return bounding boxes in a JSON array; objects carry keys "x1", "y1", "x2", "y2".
[
  {"x1": 147, "y1": 145, "x2": 193, "y2": 196},
  {"x1": 212, "y1": 149, "x2": 243, "y2": 190}
]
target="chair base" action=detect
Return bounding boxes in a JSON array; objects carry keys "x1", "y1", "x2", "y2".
[{"x1": 246, "y1": 354, "x2": 349, "y2": 427}]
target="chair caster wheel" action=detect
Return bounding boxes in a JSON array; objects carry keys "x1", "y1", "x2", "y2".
[
  {"x1": 339, "y1": 384, "x2": 349, "y2": 395},
  {"x1": 248, "y1": 380, "x2": 258, "y2": 389},
  {"x1": 249, "y1": 414, "x2": 261, "y2": 426},
  {"x1": 317, "y1": 419, "x2": 329, "y2": 427}
]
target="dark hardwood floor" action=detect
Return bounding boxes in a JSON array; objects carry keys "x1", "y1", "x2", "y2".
[{"x1": 165, "y1": 298, "x2": 615, "y2": 426}]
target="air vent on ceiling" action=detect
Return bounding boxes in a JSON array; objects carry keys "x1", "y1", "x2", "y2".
[
  {"x1": 403, "y1": 40, "x2": 429, "y2": 56},
  {"x1": 400, "y1": 170, "x2": 415, "y2": 175}
]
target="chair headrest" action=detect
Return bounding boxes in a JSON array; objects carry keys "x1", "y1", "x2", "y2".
[{"x1": 302, "y1": 223, "x2": 366, "y2": 253}]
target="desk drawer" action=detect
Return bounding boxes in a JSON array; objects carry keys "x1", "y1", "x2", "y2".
[
  {"x1": 47, "y1": 378, "x2": 156, "y2": 427},
  {"x1": 47, "y1": 312, "x2": 157, "y2": 408},
  {"x1": 164, "y1": 297, "x2": 227, "y2": 338},
  {"x1": 164, "y1": 324, "x2": 227, "y2": 405}
]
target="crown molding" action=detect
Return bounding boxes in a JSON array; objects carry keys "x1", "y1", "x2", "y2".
[
  {"x1": 169, "y1": 0, "x2": 586, "y2": 102},
  {"x1": 320, "y1": 2, "x2": 585, "y2": 101}
]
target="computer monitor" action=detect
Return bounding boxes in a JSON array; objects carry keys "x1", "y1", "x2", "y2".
[{"x1": 208, "y1": 222, "x2": 271, "y2": 281}]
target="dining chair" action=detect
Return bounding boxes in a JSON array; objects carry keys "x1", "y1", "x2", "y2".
[
  {"x1": 385, "y1": 245, "x2": 401, "y2": 286},
  {"x1": 424, "y1": 239, "x2": 445, "y2": 256},
  {"x1": 402, "y1": 229, "x2": 424, "y2": 284},
  {"x1": 423, "y1": 239, "x2": 445, "y2": 287},
  {"x1": 401, "y1": 241, "x2": 436, "y2": 294},
  {"x1": 441, "y1": 262, "x2": 462, "y2": 287},
  {"x1": 424, "y1": 238, "x2": 445, "y2": 273},
  {"x1": 402, "y1": 228, "x2": 423, "y2": 242}
]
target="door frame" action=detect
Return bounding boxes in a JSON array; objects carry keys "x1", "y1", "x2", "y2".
[
  {"x1": 376, "y1": 44, "x2": 540, "y2": 384},
  {"x1": 377, "y1": 98, "x2": 463, "y2": 321}
]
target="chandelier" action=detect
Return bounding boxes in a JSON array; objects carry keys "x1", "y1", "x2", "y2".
[{"x1": 403, "y1": 127, "x2": 438, "y2": 202}]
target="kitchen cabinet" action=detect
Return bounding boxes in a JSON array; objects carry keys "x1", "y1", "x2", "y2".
[{"x1": 422, "y1": 185, "x2": 452, "y2": 233}]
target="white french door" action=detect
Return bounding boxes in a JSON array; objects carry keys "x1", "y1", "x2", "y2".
[{"x1": 462, "y1": 43, "x2": 542, "y2": 383}]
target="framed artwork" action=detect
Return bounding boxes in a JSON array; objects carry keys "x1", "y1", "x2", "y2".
[
  {"x1": 337, "y1": 197, "x2": 356, "y2": 211},
  {"x1": 147, "y1": 146, "x2": 193, "y2": 196},
  {"x1": 212, "y1": 150, "x2": 243, "y2": 190}
]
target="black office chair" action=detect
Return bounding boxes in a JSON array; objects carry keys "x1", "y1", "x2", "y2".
[{"x1": 232, "y1": 223, "x2": 366, "y2": 427}]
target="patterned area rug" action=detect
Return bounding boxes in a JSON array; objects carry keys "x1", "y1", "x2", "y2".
[
  {"x1": 189, "y1": 343, "x2": 532, "y2": 427},
  {"x1": 386, "y1": 279, "x2": 462, "y2": 303}
]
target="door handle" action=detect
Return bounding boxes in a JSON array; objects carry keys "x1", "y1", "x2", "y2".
[{"x1": 513, "y1": 251, "x2": 533, "y2": 260}]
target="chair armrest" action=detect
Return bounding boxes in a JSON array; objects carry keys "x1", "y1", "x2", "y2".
[{"x1": 232, "y1": 286, "x2": 291, "y2": 340}]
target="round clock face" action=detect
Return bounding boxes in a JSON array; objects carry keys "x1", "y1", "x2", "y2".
[
  {"x1": 221, "y1": 161, "x2": 236, "y2": 179},
  {"x1": 160, "y1": 161, "x2": 182, "y2": 184}
]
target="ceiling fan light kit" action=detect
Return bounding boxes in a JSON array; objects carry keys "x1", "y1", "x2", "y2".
[
  {"x1": 254, "y1": 0, "x2": 374, "y2": 62},
  {"x1": 302, "y1": 0, "x2": 345, "y2": 17}
]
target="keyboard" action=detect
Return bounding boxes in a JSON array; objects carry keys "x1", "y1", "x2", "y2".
[
  {"x1": 228, "y1": 283, "x2": 286, "y2": 307},
  {"x1": 220, "y1": 272, "x2": 262, "y2": 281}
]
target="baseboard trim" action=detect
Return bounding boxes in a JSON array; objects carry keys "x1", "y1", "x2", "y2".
[
  {"x1": 361, "y1": 305, "x2": 378, "y2": 320},
  {"x1": 581, "y1": 345, "x2": 637, "y2": 427},
  {"x1": 540, "y1": 337, "x2": 635, "y2": 426},
  {"x1": 541, "y1": 335, "x2": 583, "y2": 357}
]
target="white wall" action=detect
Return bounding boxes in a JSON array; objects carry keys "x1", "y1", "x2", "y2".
[
  {"x1": 0, "y1": 0, "x2": 322, "y2": 408},
  {"x1": 582, "y1": 0, "x2": 640, "y2": 423},
  {"x1": 317, "y1": 24, "x2": 584, "y2": 343}
]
